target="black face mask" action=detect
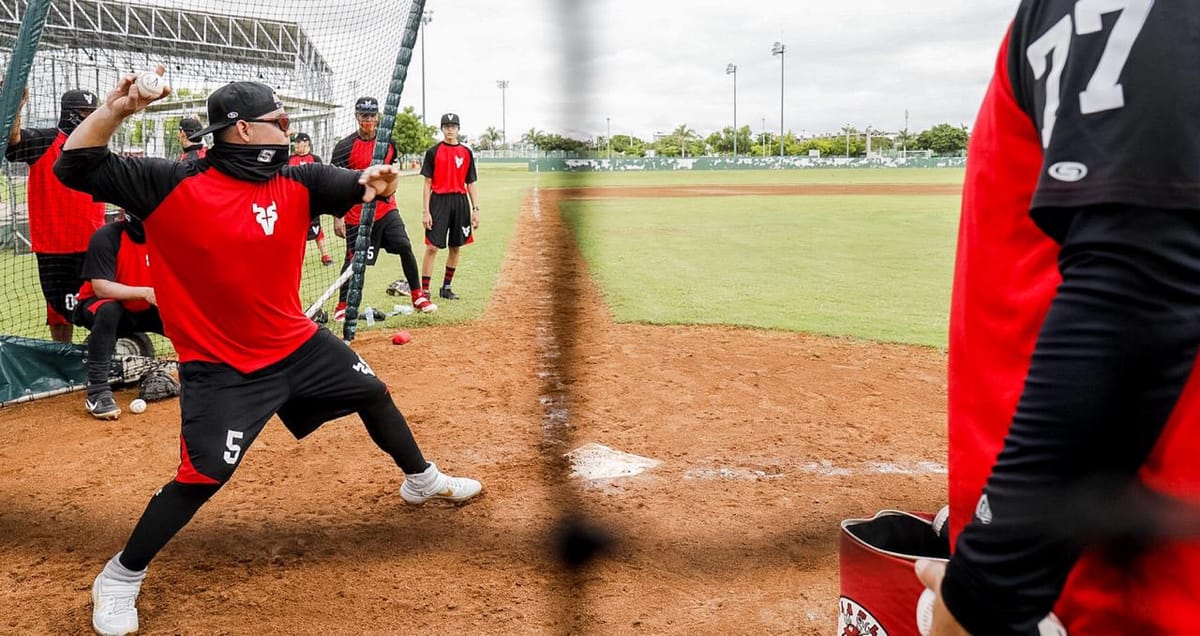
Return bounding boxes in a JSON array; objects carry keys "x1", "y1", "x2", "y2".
[
  {"x1": 58, "y1": 109, "x2": 90, "y2": 135},
  {"x1": 206, "y1": 143, "x2": 290, "y2": 182}
]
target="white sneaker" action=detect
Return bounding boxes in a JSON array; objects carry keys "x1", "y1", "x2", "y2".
[
  {"x1": 400, "y1": 462, "x2": 482, "y2": 504},
  {"x1": 91, "y1": 558, "x2": 144, "y2": 636}
]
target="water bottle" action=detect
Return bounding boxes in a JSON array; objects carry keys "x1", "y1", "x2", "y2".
[
  {"x1": 364, "y1": 306, "x2": 376, "y2": 327},
  {"x1": 393, "y1": 303, "x2": 414, "y2": 316}
]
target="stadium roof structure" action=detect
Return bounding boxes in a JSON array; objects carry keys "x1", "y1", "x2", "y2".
[{"x1": 0, "y1": 0, "x2": 331, "y2": 74}]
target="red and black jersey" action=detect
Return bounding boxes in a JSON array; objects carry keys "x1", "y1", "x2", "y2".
[
  {"x1": 1007, "y1": 0, "x2": 1200, "y2": 236},
  {"x1": 76, "y1": 220, "x2": 154, "y2": 312},
  {"x1": 56, "y1": 148, "x2": 369, "y2": 374},
  {"x1": 949, "y1": 4, "x2": 1200, "y2": 634},
  {"x1": 4, "y1": 128, "x2": 105, "y2": 253},
  {"x1": 288, "y1": 153, "x2": 322, "y2": 166},
  {"x1": 330, "y1": 133, "x2": 397, "y2": 225},
  {"x1": 421, "y1": 142, "x2": 476, "y2": 194},
  {"x1": 180, "y1": 144, "x2": 207, "y2": 163}
]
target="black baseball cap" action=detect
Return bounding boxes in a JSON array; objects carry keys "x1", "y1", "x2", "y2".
[
  {"x1": 178, "y1": 116, "x2": 203, "y2": 135},
  {"x1": 355, "y1": 96, "x2": 379, "y2": 114},
  {"x1": 61, "y1": 89, "x2": 99, "y2": 111},
  {"x1": 190, "y1": 81, "x2": 283, "y2": 142},
  {"x1": 440, "y1": 113, "x2": 460, "y2": 126},
  {"x1": 293, "y1": 132, "x2": 312, "y2": 143}
]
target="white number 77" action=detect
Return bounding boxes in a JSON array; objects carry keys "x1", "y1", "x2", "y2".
[{"x1": 1025, "y1": 0, "x2": 1154, "y2": 148}]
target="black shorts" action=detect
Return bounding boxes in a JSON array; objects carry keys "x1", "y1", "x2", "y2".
[
  {"x1": 174, "y1": 328, "x2": 389, "y2": 485},
  {"x1": 35, "y1": 252, "x2": 86, "y2": 326},
  {"x1": 307, "y1": 219, "x2": 325, "y2": 242},
  {"x1": 344, "y1": 211, "x2": 411, "y2": 266},
  {"x1": 426, "y1": 193, "x2": 474, "y2": 249},
  {"x1": 73, "y1": 297, "x2": 164, "y2": 334}
]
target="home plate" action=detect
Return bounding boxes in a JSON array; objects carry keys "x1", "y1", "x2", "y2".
[{"x1": 565, "y1": 443, "x2": 661, "y2": 480}]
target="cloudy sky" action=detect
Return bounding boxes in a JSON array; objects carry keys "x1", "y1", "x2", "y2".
[{"x1": 404, "y1": 0, "x2": 1020, "y2": 142}]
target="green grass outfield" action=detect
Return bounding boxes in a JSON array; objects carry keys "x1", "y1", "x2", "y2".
[
  {"x1": 2, "y1": 165, "x2": 963, "y2": 347},
  {"x1": 554, "y1": 167, "x2": 964, "y2": 348}
]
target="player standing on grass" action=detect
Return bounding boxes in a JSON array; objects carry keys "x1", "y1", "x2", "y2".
[
  {"x1": 919, "y1": 2, "x2": 1200, "y2": 634},
  {"x1": 56, "y1": 74, "x2": 481, "y2": 636},
  {"x1": 330, "y1": 96, "x2": 436, "y2": 318},
  {"x1": 289, "y1": 132, "x2": 333, "y2": 266},
  {"x1": 5, "y1": 88, "x2": 105, "y2": 343},
  {"x1": 421, "y1": 112, "x2": 479, "y2": 300},
  {"x1": 72, "y1": 215, "x2": 164, "y2": 421}
]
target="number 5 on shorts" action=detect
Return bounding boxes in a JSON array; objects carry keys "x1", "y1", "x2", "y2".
[{"x1": 224, "y1": 430, "x2": 245, "y2": 464}]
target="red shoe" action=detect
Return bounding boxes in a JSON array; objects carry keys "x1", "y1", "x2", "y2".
[
  {"x1": 412, "y1": 294, "x2": 438, "y2": 314},
  {"x1": 321, "y1": 255, "x2": 333, "y2": 266}
]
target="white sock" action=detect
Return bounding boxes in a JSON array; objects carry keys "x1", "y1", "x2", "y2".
[
  {"x1": 105, "y1": 552, "x2": 147, "y2": 583},
  {"x1": 405, "y1": 462, "x2": 440, "y2": 488}
]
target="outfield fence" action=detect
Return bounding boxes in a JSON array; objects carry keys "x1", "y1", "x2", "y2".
[{"x1": 530, "y1": 156, "x2": 968, "y2": 172}]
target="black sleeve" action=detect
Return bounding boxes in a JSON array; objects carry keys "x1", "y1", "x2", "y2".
[
  {"x1": 329, "y1": 134, "x2": 354, "y2": 168},
  {"x1": 80, "y1": 223, "x2": 121, "y2": 282},
  {"x1": 55, "y1": 147, "x2": 192, "y2": 221},
  {"x1": 942, "y1": 205, "x2": 1200, "y2": 635},
  {"x1": 465, "y1": 147, "x2": 478, "y2": 185},
  {"x1": 283, "y1": 163, "x2": 366, "y2": 220},
  {"x1": 388, "y1": 140, "x2": 400, "y2": 165},
  {"x1": 4, "y1": 128, "x2": 56, "y2": 164},
  {"x1": 312, "y1": 155, "x2": 323, "y2": 164},
  {"x1": 420, "y1": 144, "x2": 437, "y2": 178}
]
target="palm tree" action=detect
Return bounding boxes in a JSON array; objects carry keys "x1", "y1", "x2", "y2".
[
  {"x1": 482, "y1": 126, "x2": 503, "y2": 150},
  {"x1": 522, "y1": 127, "x2": 544, "y2": 149},
  {"x1": 672, "y1": 123, "x2": 696, "y2": 158}
]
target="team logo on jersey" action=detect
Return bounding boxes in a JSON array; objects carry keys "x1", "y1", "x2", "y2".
[
  {"x1": 455, "y1": 156, "x2": 464, "y2": 168},
  {"x1": 839, "y1": 597, "x2": 887, "y2": 636},
  {"x1": 975, "y1": 493, "x2": 993, "y2": 525},
  {"x1": 352, "y1": 355, "x2": 376, "y2": 377},
  {"x1": 1048, "y1": 161, "x2": 1088, "y2": 183},
  {"x1": 253, "y1": 202, "x2": 278, "y2": 235}
]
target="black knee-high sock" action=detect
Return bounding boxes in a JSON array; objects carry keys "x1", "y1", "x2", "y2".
[
  {"x1": 442, "y1": 266, "x2": 456, "y2": 289},
  {"x1": 359, "y1": 392, "x2": 428, "y2": 474},
  {"x1": 399, "y1": 247, "x2": 422, "y2": 294},
  {"x1": 86, "y1": 302, "x2": 124, "y2": 395},
  {"x1": 118, "y1": 481, "x2": 222, "y2": 572}
]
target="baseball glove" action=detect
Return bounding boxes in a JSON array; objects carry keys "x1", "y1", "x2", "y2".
[{"x1": 139, "y1": 367, "x2": 180, "y2": 402}]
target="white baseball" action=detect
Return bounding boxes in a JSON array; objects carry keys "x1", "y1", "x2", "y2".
[
  {"x1": 135, "y1": 72, "x2": 165, "y2": 99},
  {"x1": 129, "y1": 398, "x2": 147, "y2": 414},
  {"x1": 916, "y1": 588, "x2": 1068, "y2": 635},
  {"x1": 916, "y1": 588, "x2": 936, "y2": 636}
]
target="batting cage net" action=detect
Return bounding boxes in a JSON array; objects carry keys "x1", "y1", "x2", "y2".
[{"x1": 0, "y1": 0, "x2": 425, "y2": 402}]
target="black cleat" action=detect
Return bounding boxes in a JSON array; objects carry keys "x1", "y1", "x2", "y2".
[
  {"x1": 85, "y1": 391, "x2": 121, "y2": 420},
  {"x1": 439, "y1": 287, "x2": 460, "y2": 300}
]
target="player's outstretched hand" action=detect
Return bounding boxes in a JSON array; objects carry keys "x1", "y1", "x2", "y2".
[
  {"x1": 359, "y1": 164, "x2": 400, "y2": 202},
  {"x1": 915, "y1": 559, "x2": 970, "y2": 636},
  {"x1": 106, "y1": 64, "x2": 171, "y2": 118}
]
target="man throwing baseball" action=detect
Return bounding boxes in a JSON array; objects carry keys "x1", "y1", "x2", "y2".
[{"x1": 56, "y1": 72, "x2": 482, "y2": 636}]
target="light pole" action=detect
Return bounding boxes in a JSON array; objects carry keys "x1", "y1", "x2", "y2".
[
  {"x1": 761, "y1": 117, "x2": 766, "y2": 157},
  {"x1": 772, "y1": 41, "x2": 785, "y2": 158},
  {"x1": 903, "y1": 108, "x2": 910, "y2": 156},
  {"x1": 606, "y1": 116, "x2": 612, "y2": 160},
  {"x1": 420, "y1": 10, "x2": 433, "y2": 125},
  {"x1": 725, "y1": 63, "x2": 737, "y2": 157},
  {"x1": 495, "y1": 80, "x2": 509, "y2": 146}
]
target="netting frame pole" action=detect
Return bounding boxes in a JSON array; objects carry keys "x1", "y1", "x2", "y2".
[
  {"x1": 0, "y1": 0, "x2": 54, "y2": 162},
  {"x1": 342, "y1": 0, "x2": 427, "y2": 343}
]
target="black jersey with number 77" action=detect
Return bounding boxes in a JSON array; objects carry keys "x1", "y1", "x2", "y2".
[{"x1": 1007, "y1": 0, "x2": 1200, "y2": 229}]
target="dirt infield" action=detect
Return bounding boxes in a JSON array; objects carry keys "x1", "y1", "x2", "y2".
[{"x1": 0, "y1": 184, "x2": 948, "y2": 634}]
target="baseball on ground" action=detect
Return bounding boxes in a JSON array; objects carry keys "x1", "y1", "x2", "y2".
[
  {"x1": 135, "y1": 72, "x2": 166, "y2": 99},
  {"x1": 129, "y1": 398, "x2": 147, "y2": 414}
]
